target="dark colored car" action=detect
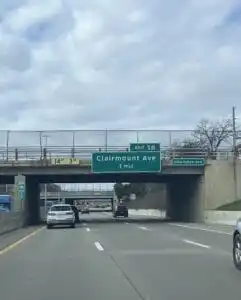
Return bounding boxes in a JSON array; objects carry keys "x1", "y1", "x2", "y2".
[
  {"x1": 71, "y1": 205, "x2": 80, "y2": 223},
  {"x1": 113, "y1": 204, "x2": 128, "y2": 218},
  {"x1": 81, "y1": 206, "x2": 90, "y2": 214},
  {"x1": 233, "y1": 218, "x2": 241, "y2": 270}
]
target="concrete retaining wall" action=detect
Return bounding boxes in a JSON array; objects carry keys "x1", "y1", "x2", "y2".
[
  {"x1": 129, "y1": 209, "x2": 166, "y2": 218},
  {"x1": 204, "y1": 210, "x2": 241, "y2": 225},
  {"x1": 129, "y1": 209, "x2": 241, "y2": 226},
  {"x1": 0, "y1": 212, "x2": 24, "y2": 235},
  {"x1": 204, "y1": 160, "x2": 241, "y2": 209}
]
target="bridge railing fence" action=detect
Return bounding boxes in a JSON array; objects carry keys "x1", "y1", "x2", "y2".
[
  {"x1": 0, "y1": 129, "x2": 237, "y2": 162},
  {"x1": 0, "y1": 146, "x2": 235, "y2": 163}
]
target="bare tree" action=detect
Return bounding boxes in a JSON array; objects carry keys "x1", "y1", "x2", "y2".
[
  {"x1": 169, "y1": 118, "x2": 233, "y2": 159},
  {"x1": 193, "y1": 118, "x2": 232, "y2": 154}
]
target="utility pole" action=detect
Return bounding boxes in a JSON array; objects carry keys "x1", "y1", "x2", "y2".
[
  {"x1": 42, "y1": 134, "x2": 50, "y2": 219},
  {"x1": 105, "y1": 129, "x2": 108, "y2": 151},
  {"x1": 232, "y1": 106, "x2": 238, "y2": 201},
  {"x1": 72, "y1": 131, "x2": 75, "y2": 158},
  {"x1": 42, "y1": 135, "x2": 50, "y2": 149}
]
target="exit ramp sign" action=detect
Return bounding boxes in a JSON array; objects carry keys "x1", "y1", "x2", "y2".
[
  {"x1": 172, "y1": 158, "x2": 205, "y2": 167},
  {"x1": 130, "y1": 143, "x2": 160, "y2": 152},
  {"x1": 18, "y1": 184, "x2": 25, "y2": 201}
]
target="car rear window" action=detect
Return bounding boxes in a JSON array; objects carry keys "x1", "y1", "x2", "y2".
[
  {"x1": 51, "y1": 206, "x2": 71, "y2": 212},
  {"x1": 118, "y1": 205, "x2": 127, "y2": 210}
]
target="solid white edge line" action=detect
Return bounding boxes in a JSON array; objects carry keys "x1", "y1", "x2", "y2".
[
  {"x1": 86, "y1": 228, "x2": 90, "y2": 232},
  {"x1": 168, "y1": 223, "x2": 232, "y2": 235},
  {"x1": 183, "y1": 239, "x2": 210, "y2": 249},
  {"x1": 95, "y1": 242, "x2": 104, "y2": 251}
]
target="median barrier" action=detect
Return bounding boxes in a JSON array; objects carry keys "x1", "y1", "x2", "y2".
[
  {"x1": 0, "y1": 212, "x2": 24, "y2": 235},
  {"x1": 204, "y1": 210, "x2": 241, "y2": 225},
  {"x1": 128, "y1": 209, "x2": 241, "y2": 224},
  {"x1": 129, "y1": 209, "x2": 166, "y2": 218}
]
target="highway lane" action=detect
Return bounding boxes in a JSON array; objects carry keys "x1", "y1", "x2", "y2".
[
  {"x1": 0, "y1": 212, "x2": 240, "y2": 300},
  {"x1": 166, "y1": 222, "x2": 233, "y2": 253}
]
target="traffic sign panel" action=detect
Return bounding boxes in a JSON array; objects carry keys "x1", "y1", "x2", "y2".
[
  {"x1": 51, "y1": 158, "x2": 89, "y2": 165},
  {"x1": 130, "y1": 143, "x2": 160, "y2": 152},
  {"x1": 18, "y1": 184, "x2": 25, "y2": 201},
  {"x1": 18, "y1": 184, "x2": 25, "y2": 191},
  {"x1": 172, "y1": 158, "x2": 205, "y2": 167},
  {"x1": 92, "y1": 152, "x2": 161, "y2": 173},
  {"x1": 19, "y1": 190, "x2": 24, "y2": 201}
]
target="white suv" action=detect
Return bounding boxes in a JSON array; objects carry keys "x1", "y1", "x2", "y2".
[{"x1": 46, "y1": 204, "x2": 75, "y2": 229}]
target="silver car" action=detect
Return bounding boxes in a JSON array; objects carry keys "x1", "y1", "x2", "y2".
[
  {"x1": 46, "y1": 204, "x2": 75, "y2": 229},
  {"x1": 233, "y1": 218, "x2": 241, "y2": 270}
]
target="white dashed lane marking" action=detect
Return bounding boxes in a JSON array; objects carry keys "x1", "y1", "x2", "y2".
[{"x1": 95, "y1": 242, "x2": 104, "y2": 251}]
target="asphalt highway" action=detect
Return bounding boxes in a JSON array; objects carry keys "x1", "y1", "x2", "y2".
[{"x1": 0, "y1": 212, "x2": 240, "y2": 300}]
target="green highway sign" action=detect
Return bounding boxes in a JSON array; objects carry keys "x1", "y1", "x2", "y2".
[
  {"x1": 172, "y1": 158, "x2": 205, "y2": 167},
  {"x1": 19, "y1": 184, "x2": 24, "y2": 191},
  {"x1": 18, "y1": 184, "x2": 25, "y2": 200},
  {"x1": 92, "y1": 152, "x2": 161, "y2": 173},
  {"x1": 130, "y1": 143, "x2": 160, "y2": 152}
]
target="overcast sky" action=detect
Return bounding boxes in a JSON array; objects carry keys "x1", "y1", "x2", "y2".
[{"x1": 0, "y1": 0, "x2": 241, "y2": 133}]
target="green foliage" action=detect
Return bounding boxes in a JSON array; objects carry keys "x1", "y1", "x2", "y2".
[
  {"x1": 114, "y1": 182, "x2": 146, "y2": 200},
  {"x1": 216, "y1": 200, "x2": 241, "y2": 211},
  {"x1": 40, "y1": 184, "x2": 61, "y2": 192},
  {"x1": 171, "y1": 118, "x2": 233, "y2": 159}
]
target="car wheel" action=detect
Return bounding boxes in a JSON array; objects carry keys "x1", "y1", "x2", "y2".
[
  {"x1": 233, "y1": 233, "x2": 241, "y2": 270},
  {"x1": 71, "y1": 223, "x2": 75, "y2": 228},
  {"x1": 47, "y1": 224, "x2": 52, "y2": 229}
]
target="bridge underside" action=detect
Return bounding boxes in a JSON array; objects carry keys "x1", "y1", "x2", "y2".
[{"x1": 1, "y1": 172, "x2": 204, "y2": 226}]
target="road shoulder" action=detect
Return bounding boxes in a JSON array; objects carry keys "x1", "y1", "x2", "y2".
[{"x1": 0, "y1": 226, "x2": 43, "y2": 251}]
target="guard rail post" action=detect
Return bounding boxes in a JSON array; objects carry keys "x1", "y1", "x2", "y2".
[{"x1": 14, "y1": 148, "x2": 18, "y2": 161}]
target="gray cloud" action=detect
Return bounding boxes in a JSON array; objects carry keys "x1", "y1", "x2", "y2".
[{"x1": 0, "y1": 0, "x2": 240, "y2": 148}]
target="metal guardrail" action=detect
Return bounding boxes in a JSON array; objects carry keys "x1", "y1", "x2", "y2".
[
  {"x1": 40, "y1": 191, "x2": 113, "y2": 198},
  {"x1": 0, "y1": 146, "x2": 236, "y2": 166},
  {"x1": 40, "y1": 194, "x2": 113, "y2": 199}
]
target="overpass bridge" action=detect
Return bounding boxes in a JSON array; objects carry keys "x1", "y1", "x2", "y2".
[
  {"x1": 40, "y1": 190, "x2": 114, "y2": 200},
  {"x1": 0, "y1": 129, "x2": 238, "y2": 226}
]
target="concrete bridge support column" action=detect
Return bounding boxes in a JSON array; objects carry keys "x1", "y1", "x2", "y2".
[
  {"x1": 14, "y1": 174, "x2": 25, "y2": 212},
  {"x1": 25, "y1": 177, "x2": 41, "y2": 225}
]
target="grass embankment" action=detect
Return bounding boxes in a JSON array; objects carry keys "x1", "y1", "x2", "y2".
[{"x1": 216, "y1": 200, "x2": 241, "y2": 211}]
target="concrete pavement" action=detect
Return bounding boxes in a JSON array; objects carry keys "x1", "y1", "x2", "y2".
[
  {"x1": 0, "y1": 225, "x2": 44, "y2": 251},
  {"x1": 0, "y1": 212, "x2": 240, "y2": 300}
]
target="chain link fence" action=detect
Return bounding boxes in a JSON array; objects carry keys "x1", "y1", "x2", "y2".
[{"x1": 0, "y1": 129, "x2": 236, "y2": 148}]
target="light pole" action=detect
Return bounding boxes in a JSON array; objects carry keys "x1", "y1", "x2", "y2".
[
  {"x1": 232, "y1": 106, "x2": 240, "y2": 202},
  {"x1": 72, "y1": 131, "x2": 75, "y2": 157},
  {"x1": 42, "y1": 135, "x2": 50, "y2": 149},
  {"x1": 42, "y1": 134, "x2": 50, "y2": 219},
  {"x1": 105, "y1": 129, "x2": 108, "y2": 151}
]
